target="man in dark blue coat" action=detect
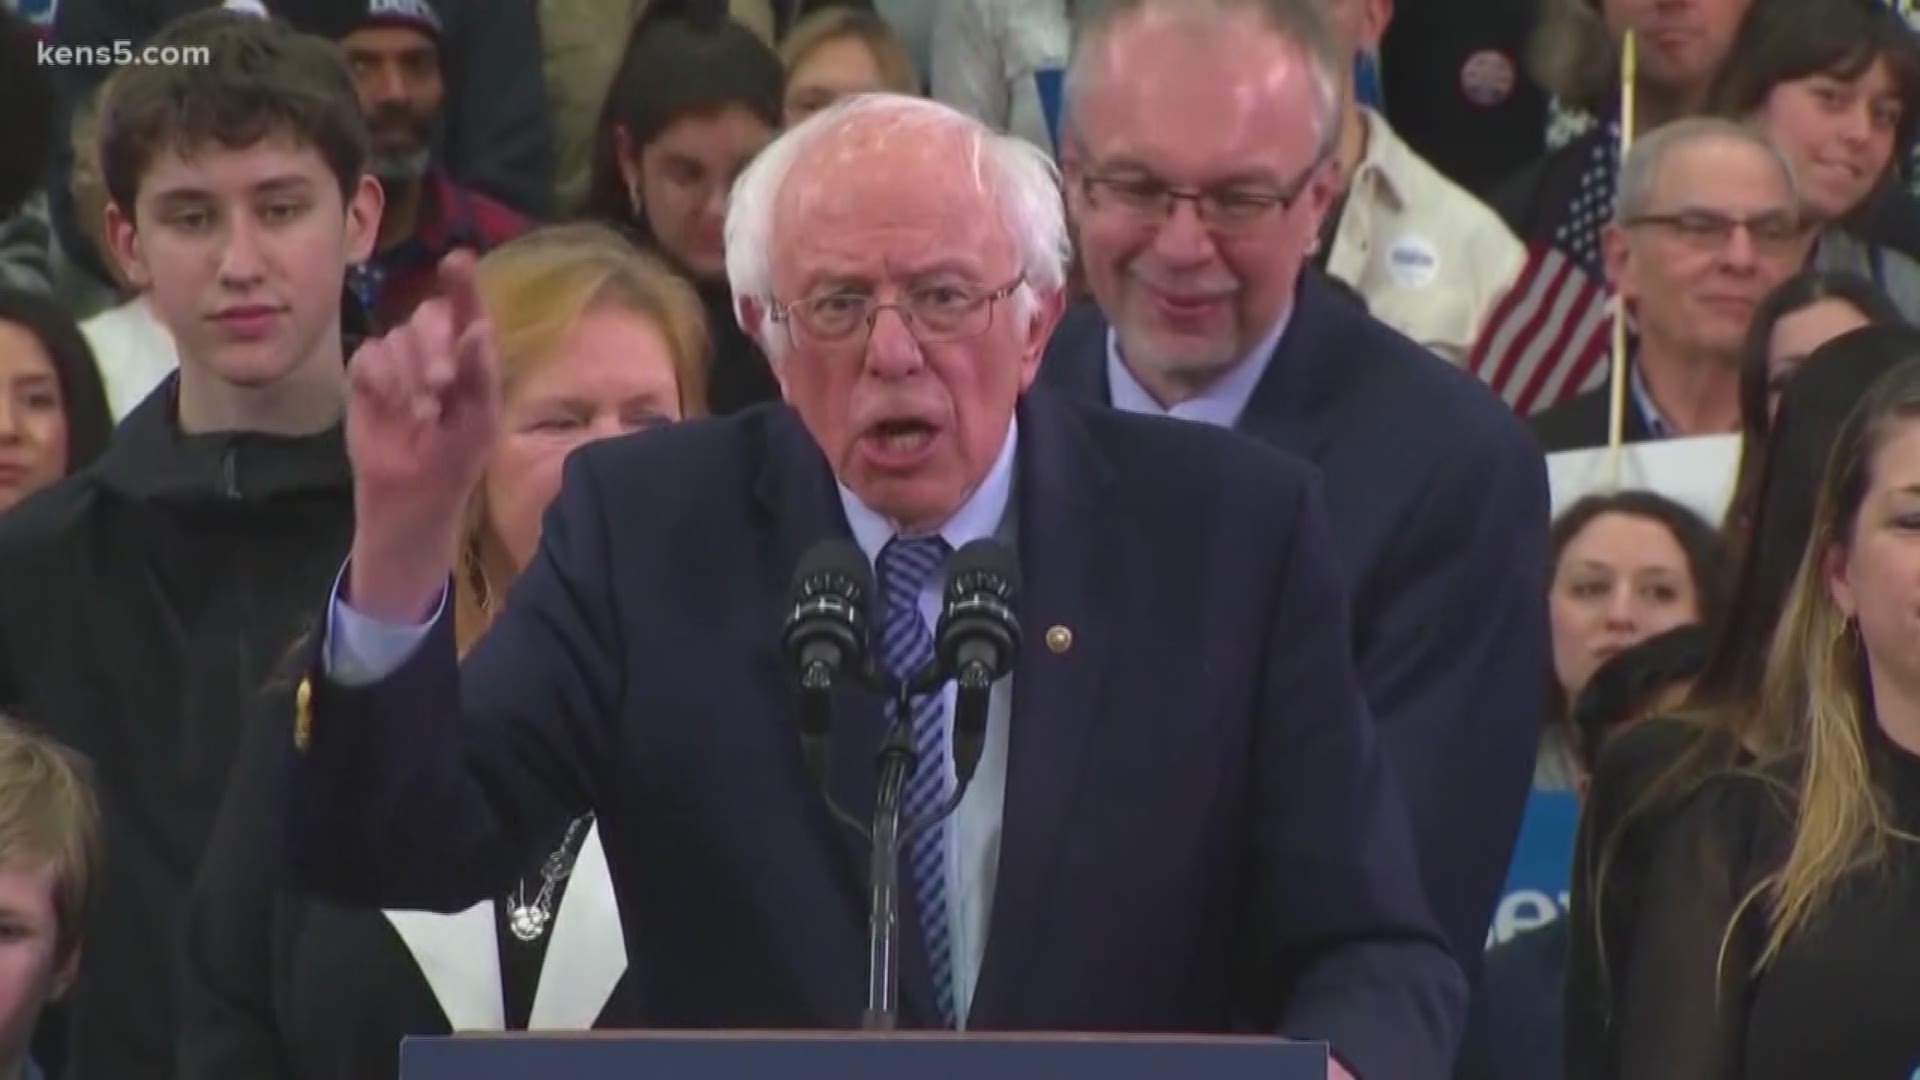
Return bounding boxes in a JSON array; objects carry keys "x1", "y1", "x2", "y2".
[
  {"x1": 1041, "y1": 0, "x2": 1551, "y2": 978},
  {"x1": 280, "y1": 92, "x2": 1467, "y2": 1079}
]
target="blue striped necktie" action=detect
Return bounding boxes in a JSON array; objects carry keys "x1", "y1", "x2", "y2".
[{"x1": 875, "y1": 535, "x2": 956, "y2": 1026}]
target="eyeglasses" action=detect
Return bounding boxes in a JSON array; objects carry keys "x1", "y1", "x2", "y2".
[
  {"x1": 1077, "y1": 138, "x2": 1333, "y2": 235},
  {"x1": 770, "y1": 274, "x2": 1026, "y2": 346},
  {"x1": 1622, "y1": 210, "x2": 1808, "y2": 257}
]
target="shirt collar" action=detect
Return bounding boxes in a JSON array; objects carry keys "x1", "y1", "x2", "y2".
[
  {"x1": 837, "y1": 415, "x2": 1019, "y2": 562},
  {"x1": 1628, "y1": 359, "x2": 1673, "y2": 439},
  {"x1": 1104, "y1": 305, "x2": 1292, "y2": 429},
  {"x1": 1352, "y1": 107, "x2": 1412, "y2": 211}
]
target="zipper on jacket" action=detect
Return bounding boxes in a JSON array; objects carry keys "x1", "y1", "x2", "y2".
[{"x1": 221, "y1": 447, "x2": 240, "y2": 499}]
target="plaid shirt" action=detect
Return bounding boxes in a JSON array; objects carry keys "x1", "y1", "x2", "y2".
[{"x1": 348, "y1": 169, "x2": 528, "y2": 332}]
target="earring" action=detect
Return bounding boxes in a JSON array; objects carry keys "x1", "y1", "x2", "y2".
[{"x1": 627, "y1": 185, "x2": 643, "y2": 219}]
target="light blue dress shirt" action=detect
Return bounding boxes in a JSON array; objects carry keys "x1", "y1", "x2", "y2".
[
  {"x1": 1103, "y1": 308, "x2": 1293, "y2": 428},
  {"x1": 324, "y1": 419, "x2": 1022, "y2": 1026}
]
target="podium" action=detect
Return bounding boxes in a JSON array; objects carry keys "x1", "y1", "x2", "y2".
[{"x1": 400, "y1": 1030, "x2": 1330, "y2": 1079}]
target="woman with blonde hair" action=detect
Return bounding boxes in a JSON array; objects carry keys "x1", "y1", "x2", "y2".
[
  {"x1": 779, "y1": 6, "x2": 918, "y2": 126},
  {"x1": 179, "y1": 223, "x2": 708, "y2": 1079},
  {"x1": 1613, "y1": 331, "x2": 1920, "y2": 1077},
  {"x1": 452, "y1": 222, "x2": 708, "y2": 651}
]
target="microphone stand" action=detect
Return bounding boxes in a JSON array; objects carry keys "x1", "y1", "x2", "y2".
[
  {"x1": 863, "y1": 674, "x2": 984, "y2": 1031},
  {"x1": 861, "y1": 680, "x2": 918, "y2": 1031}
]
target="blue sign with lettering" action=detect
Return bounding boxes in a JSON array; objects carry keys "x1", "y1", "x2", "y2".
[{"x1": 1488, "y1": 789, "x2": 1581, "y2": 949}]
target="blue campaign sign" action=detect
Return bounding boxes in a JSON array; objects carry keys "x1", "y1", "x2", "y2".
[{"x1": 1487, "y1": 789, "x2": 1581, "y2": 948}]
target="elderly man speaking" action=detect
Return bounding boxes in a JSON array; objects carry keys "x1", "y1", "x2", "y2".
[{"x1": 283, "y1": 94, "x2": 1464, "y2": 1080}]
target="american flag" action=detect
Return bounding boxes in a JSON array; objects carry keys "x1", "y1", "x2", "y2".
[{"x1": 1469, "y1": 243, "x2": 1617, "y2": 416}]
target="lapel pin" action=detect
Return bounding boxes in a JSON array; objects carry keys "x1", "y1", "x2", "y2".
[{"x1": 1045, "y1": 625, "x2": 1073, "y2": 654}]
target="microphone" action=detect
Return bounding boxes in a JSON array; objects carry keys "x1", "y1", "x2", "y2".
[
  {"x1": 935, "y1": 539, "x2": 1021, "y2": 790},
  {"x1": 783, "y1": 540, "x2": 875, "y2": 788}
]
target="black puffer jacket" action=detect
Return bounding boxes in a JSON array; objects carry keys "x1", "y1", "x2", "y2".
[{"x1": 0, "y1": 377, "x2": 354, "y2": 1079}]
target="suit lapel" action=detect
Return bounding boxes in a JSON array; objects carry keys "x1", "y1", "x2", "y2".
[
  {"x1": 528, "y1": 821, "x2": 626, "y2": 1029},
  {"x1": 1232, "y1": 273, "x2": 1346, "y2": 461},
  {"x1": 1042, "y1": 281, "x2": 1342, "y2": 464},
  {"x1": 757, "y1": 407, "x2": 890, "y2": 868},
  {"x1": 1036, "y1": 300, "x2": 1114, "y2": 402},
  {"x1": 755, "y1": 408, "x2": 940, "y2": 1023},
  {"x1": 969, "y1": 391, "x2": 1118, "y2": 1026},
  {"x1": 383, "y1": 903, "x2": 505, "y2": 1032}
]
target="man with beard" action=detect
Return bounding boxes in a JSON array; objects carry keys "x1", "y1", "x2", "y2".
[{"x1": 324, "y1": 0, "x2": 529, "y2": 331}]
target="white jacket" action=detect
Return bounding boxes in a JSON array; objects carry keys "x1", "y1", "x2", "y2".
[
  {"x1": 1324, "y1": 109, "x2": 1527, "y2": 362},
  {"x1": 931, "y1": 0, "x2": 1069, "y2": 156}
]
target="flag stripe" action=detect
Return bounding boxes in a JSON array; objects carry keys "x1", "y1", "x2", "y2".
[{"x1": 1469, "y1": 243, "x2": 1616, "y2": 417}]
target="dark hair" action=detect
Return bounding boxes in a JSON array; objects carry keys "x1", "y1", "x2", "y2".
[
  {"x1": 99, "y1": 9, "x2": 370, "y2": 219},
  {"x1": 583, "y1": 1, "x2": 783, "y2": 251},
  {"x1": 1709, "y1": 0, "x2": 1920, "y2": 208},
  {"x1": 0, "y1": 6, "x2": 55, "y2": 219},
  {"x1": 1692, "y1": 324, "x2": 1920, "y2": 718},
  {"x1": 1570, "y1": 624, "x2": 1711, "y2": 774},
  {"x1": 1820, "y1": 348, "x2": 1920, "y2": 556},
  {"x1": 0, "y1": 289, "x2": 112, "y2": 477},
  {"x1": 1550, "y1": 491, "x2": 1731, "y2": 634},
  {"x1": 1727, "y1": 270, "x2": 1906, "y2": 539},
  {"x1": 1547, "y1": 491, "x2": 1729, "y2": 719}
]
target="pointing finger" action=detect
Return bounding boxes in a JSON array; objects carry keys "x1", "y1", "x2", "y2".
[
  {"x1": 451, "y1": 315, "x2": 501, "y2": 422},
  {"x1": 409, "y1": 299, "x2": 457, "y2": 395},
  {"x1": 440, "y1": 249, "x2": 484, "y2": 339}
]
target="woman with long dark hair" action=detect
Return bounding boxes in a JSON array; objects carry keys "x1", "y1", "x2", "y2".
[
  {"x1": 1615, "y1": 342, "x2": 1920, "y2": 1076},
  {"x1": 1540, "y1": 491, "x2": 1728, "y2": 788},
  {"x1": 1723, "y1": 269, "x2": 1905, "y2": 544},
  {"x1": 1563, "y1": 324, "x2": 1920, "y2": 1080},
  {"x1": 0, "y1": 288, "x2": 111, "y2": 515},
  {"x1": 584, "y1": 0, "x2": 785, "y2": 414}
]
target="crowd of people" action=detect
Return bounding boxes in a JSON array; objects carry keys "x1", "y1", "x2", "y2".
[{"x1": 0, "y1": 0, "x2": 1915, "y2": 1078}]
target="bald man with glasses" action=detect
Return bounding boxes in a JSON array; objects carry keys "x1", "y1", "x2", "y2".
[{"x1": 1041, "y1": 0, "x2": 1552, "y2": 986}]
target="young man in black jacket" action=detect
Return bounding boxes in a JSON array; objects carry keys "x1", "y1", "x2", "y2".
[{"x1": 0, "y1": 11, "x2": 380, "y2": 1075}]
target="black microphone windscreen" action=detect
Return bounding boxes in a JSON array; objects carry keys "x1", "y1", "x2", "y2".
[
  {"x1": 794, "y1": 539, "x2": 876, "y2": 605},
  {"x1": 943, "y1": 538, "x2": 1020, "y2": 601}
]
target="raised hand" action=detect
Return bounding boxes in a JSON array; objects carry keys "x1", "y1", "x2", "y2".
[{"x1": 344, "y1": 251, "x2": 501, "y2": 622}]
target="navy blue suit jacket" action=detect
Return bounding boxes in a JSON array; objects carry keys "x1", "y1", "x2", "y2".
[
  {"x1": 1039, "y1": 273, "x2": 1551, "y2": 973},
  {"x1": 285, "y1": 390, "x2": 1465, "y2": 1079}
]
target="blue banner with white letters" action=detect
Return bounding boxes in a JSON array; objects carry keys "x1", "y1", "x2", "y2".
[{"x1": 1488, "y1": 789, "x2": 1580, "y2": 949}]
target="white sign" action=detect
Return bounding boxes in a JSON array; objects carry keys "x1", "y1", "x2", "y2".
[{"x1": 1546, "y1": 433, "x2": 1743, "y2": 526}]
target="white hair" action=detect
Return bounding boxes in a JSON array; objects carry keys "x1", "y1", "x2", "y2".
[{"x1": 723, "y1": 93, "x2": 1070, "y2": 353}]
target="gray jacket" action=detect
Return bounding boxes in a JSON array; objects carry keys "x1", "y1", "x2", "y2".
[{"x1": 1815, "y1": 229, "x2": 1920, "y2": 321}]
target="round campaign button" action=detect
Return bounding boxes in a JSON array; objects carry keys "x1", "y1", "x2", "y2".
[
  {"x1": 1386, "y1": 236, "x2": 1441, "y2": 290},
  {"x1": 1461, "y1": 49, "x2": 1518, "y2": 108}
]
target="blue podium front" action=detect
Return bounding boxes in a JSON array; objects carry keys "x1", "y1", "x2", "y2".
[{"x1": 400, "y1": 1031, "x2": 1329, "y2": 1080}]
